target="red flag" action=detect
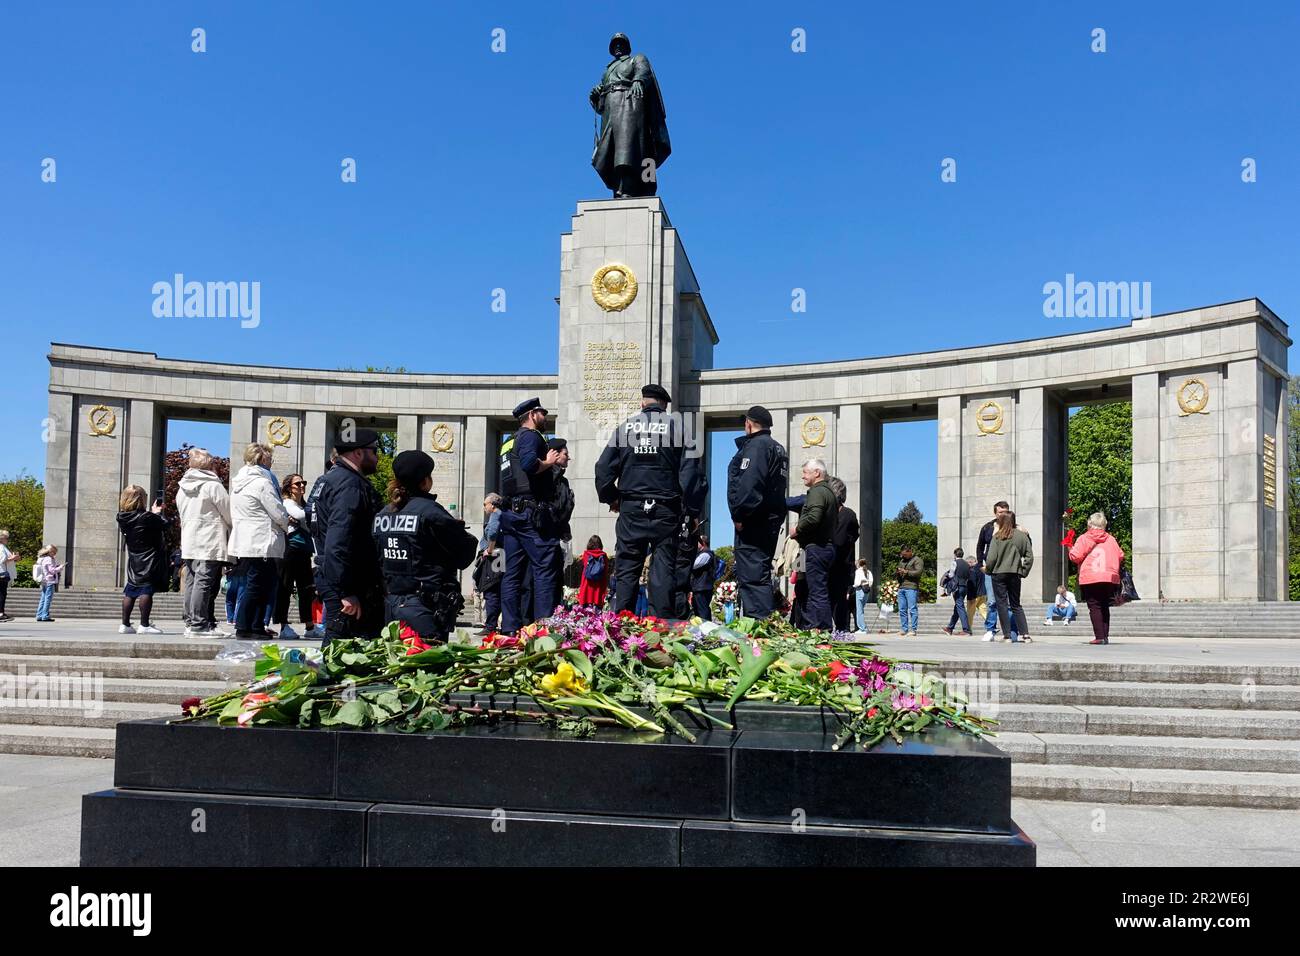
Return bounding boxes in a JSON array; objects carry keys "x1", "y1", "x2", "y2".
[{"x1": 1060, "y1": 528, "x2": 1077, "y2": 548}]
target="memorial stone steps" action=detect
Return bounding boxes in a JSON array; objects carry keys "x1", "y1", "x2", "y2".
[
  {"x1": 7, "y1": 589, "x2": 1300, "y2": 637},
  {"x1": 1, "y1": 633, "x2": 1298, "y2": 809}
]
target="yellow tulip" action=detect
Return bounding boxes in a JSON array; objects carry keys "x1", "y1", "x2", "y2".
[{"x1": 538, "y1": 661, "x2": 587, "y2": 696}]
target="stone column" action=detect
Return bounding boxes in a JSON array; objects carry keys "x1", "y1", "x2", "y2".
[
  {"x1": 301, "y1": 411, "x2": 329, "y2": 488},
  {"x1": 835, "y1": 404, "x2": 863, "y2": 559},
  {"x1": 1224, "y1": 359, "x2": 1263, "y2": 599},
  {"x1": 937, "y1": 395, "x2": 963, "y2": 574},
  {"x1": 126, "y1": 399, "x2": 159, "y2": 496},
  {"x1": 1130, "y1": 373, "x2": 1161, "y2": 602},
  {"x1": 861, "y1": 409, "x2": 884, "y2": 595},
  {"x1": 769, "y1": 408, "x2": 791, "y2": 496},
  {"x1": 1014, "y1": 387, "x2": 1064, "y2": 602},
  {"x1": 230, "y1": 407, "x2": 255, "y2": 472},
  {"x1": 461, "y1": 416, "x2": 490, "y2": 603},
  {"x1": 1160, "y1": 368, "x2": 1224, "y2": 600},
  {"x1": 42, "y1": 392, "x2": 75, "y2": 577},
  {"x1": 397, "y1": 414, "x2": 419, "y2": 454},
  {"x1": 72, "y1": 396, "x2": 128, "y2": 589}
]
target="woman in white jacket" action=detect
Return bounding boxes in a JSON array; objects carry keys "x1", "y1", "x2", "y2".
[
  {"x1": 228, "y1": 443, "x2": 290, "y2": 640},
  {"x1": 177, "y1": 447, "x2": 232, "y2": 637}
]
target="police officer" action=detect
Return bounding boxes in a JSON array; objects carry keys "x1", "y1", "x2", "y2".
[
  {"x1": 311, "y1": 427, "x2": 384, "y2": 645},
  {"x1": 727, "y1": 405, "x2": 789, "y2": 620},
  {"x1": 545, "y1": 437, "x2": 576, "y2": 612},
  {"x1": 498, "y1": 397, "x2": 563, "y2": 632},
  {"x1": 373, "y1": 450, "x2": 478, "y2": 641},
  {"x1": 595, "y1": 384, "x2": 705, "y2": 616}
]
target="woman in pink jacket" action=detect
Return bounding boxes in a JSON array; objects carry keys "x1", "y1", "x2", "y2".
[{"x1": 1068, "y1": 512, "x2": 1125, "y2": 645}]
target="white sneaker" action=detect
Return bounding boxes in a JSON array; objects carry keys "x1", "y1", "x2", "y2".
[
  {"x1": 118, "y1": 624, "x2": 136, "y2": 635},
  {"x1": 203, "y1": 625, "x2": 232, "y2": 637},
  {"x1": 981, "y1": 632, "x2": 995, "y2": 642},
  {"x1": 278, "y1": 624, "x2": 300, "y2": 639},
  {"x1": 184, "y1": 627, "x2": 204, "y2": 638},
  {"x1": 138, "y1": 624, "x2": 163, "y2": 634}
]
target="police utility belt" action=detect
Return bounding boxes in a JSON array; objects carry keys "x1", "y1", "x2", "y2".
[{"x1": 508, "y1": 495, "x2": 539, "y2": 513}]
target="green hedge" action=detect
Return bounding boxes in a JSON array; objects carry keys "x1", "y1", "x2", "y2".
[{"x1": 11, "y1": 560, "x2": 38, "y2": 588}]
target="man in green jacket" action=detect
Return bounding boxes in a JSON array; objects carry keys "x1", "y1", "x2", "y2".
[{"x1": 790, "y1": 459, "x2": 838, "y2": 631}]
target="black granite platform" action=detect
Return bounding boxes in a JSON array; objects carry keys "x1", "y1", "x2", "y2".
[{"x1": 83, "y1": 714, "x2": 1035, "y2": 866}]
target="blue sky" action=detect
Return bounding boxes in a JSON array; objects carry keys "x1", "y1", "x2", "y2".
[{"x1": 3, "y1": 2, "x2": 1297, "y2": 548}]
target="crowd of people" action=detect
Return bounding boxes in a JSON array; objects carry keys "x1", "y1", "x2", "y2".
[{"x1": 17, "y1": 380, "x2": 1128, "y2": 649}]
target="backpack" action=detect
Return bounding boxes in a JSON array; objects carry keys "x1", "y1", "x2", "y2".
[
  {"x1": 713, "y1": 554, "x2": 726, "y2": 581},
  {"x1": 584, "y1": 552, "x2": 607, "y2": 583},
  {"x1": 32, "y1": 561, "x2": 43, "y2": 583}
]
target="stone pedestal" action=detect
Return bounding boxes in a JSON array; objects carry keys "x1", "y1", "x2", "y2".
[
  {"x1": 556, "y1": 198, "x2": 717, "y2": 549},
  {"x1": 82, "y1": 716, "x2": 1035, "y2": 867}
]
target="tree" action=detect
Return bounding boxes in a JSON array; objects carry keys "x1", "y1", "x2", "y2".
[
  {"x1": 895, "y1": 501, "x2": 923, "y2": 524},
  {"x1": 1065, "y1": 403, "x2": 1133, "y2": 558},
  {"x1": 0, "y1": 473, "x2": 45, "y2": 587},
  {"x1": 881, "y1": 517, "x2": 937, "y2": 601},
  {"x1": 714, "y1": 544, "x2": 734, "y2": 581},
  {"x1": 369, "y1": 431, "x2": 399, "y2": 501}
]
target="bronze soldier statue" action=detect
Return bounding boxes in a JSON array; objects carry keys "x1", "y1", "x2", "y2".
[{"x1": 589, "y1": 33, "x2": 671, "y2": 198}]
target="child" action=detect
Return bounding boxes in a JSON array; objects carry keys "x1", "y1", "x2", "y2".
[{"x1": 34, "y1": 546, "x2": 65, "y2": 622}]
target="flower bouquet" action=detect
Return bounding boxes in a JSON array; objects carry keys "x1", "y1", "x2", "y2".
[
  {"x1": 712, "y1": 579, "x2": 738, "y2": 620},
  {"x1": 176, "y1": 610, "x2": 995, "y2": 751},
  {"x1": 877, "y1": 580, "x2": 899, "y2": 612}
]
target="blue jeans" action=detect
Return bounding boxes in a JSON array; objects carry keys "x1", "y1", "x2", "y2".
[
  {"x1": 983, "y1": 573, "x2": 999, "y2": 634},
  {"x1": 854, "y1": 588, "x2": 870, "y2": 631},
  {"x1": 36, "y1": 583, "x2": 56, "y2": 620},
  {"x1": 897, "y1": 587, "x2": 918, "y2": 633},
  {"x1": 1047, "y1": 604, "x2": 1078, "y2": 622},
  {"x1": 947, "y1": 587, "x2": 970, "y2": 632},
  {"x1": 226, "y1": 568, "x2": 247, "y2": 623}
]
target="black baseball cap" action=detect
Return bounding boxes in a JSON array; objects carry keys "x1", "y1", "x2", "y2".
[
  {"x1": 336, "y1": 427, "x2": 381, "y2": 452},
  {"x1": 642, "y1": 383, "x2": 672, "y2": 405},
  {"x1": 392, "y1": 450, "x2": 435, "y2": 486},
  {"x1": 745, "y1": 405, "x2": 773, "y2": 428},
  {"x1": 512, "y1": 397, "x2": 547, "y2": 419}
]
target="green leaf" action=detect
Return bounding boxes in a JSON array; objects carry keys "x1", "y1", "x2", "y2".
[
  {"x1": 562, "y1": 649, "x2": 594, "y2": 684},
  {"x1": 217, "y1": 698, "x2": 243, "y2": 724},
  {"x1": 323, "y1": 699, "x2": 371, "y2": 728},
  {"x1": 726, "y1": 647, "x2": 781, "y2": 709},
  {"x1": 780, "y1": 651, "x2": 813, "y2": 670},
  {"x1": 533, "y1": 635, "x2": 558, "y2": 653},
  {"x1": 340, "y1": 651, "x2": 370, "y2": 666}
]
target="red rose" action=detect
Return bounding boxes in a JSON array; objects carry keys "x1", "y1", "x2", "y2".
[
  {"x1": 180, "y1": 696, "x2": 202, "y2": 714},
  {"x1": 867, "y1": 707, "x2": 879, "y2": 718},
  {"x1": 399, "y1": 623, "x2": 419, "y2": 641},
  {"x1": 828, "y1": 661, "x2": 850, "y2": 681}
]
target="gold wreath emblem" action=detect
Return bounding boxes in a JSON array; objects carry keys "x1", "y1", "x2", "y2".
[
  {"x1": 430, "y1": 423, "x2": 455, "y2": 453},
  {"x1": 1177, "y1": 378, "x2": 1209, "y2": 416},
  {"x1": 800, "y1": 415, "x2": 827, "y2": 448},
  {"x1": 976, "y1": 401, "x2": 1004, "y2": 435},
  {"x1": 591, "y1": 263, "x2": 638, "y2": 312},
  {"x1": 88, "y1": 404, "x2": 116, "y2": 436},
  {"x1": 266, "y1": 417, "x2": 292, "y2": 447}
]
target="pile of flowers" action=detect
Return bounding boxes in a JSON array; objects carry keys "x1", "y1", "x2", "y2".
[
  {"x1": 175, "y1": 608, "x2": 995, "y2": 750},
  {"x1": 711, "y1": 580, "x2": 738, "y2": 618}
]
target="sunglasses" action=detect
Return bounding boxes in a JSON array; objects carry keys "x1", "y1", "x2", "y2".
[{"x1": 291, "y1": 481, "x2": 306, "y2": 487}]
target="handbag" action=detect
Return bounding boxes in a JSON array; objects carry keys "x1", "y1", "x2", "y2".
[{"x1": 1114, "y1": 567, "x2": 1140, "y2": 607}]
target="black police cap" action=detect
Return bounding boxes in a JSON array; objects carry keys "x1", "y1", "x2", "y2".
[
  {"x1": 336, "y1": 426, "x2": 381, "y2": 452},
  {"x1": 392, "y1": 450, "x2": 435, "y2": 486},
  {"x1": 512, "y1": 397, "x2": 547, "y2": 420},
  {"x1": 642, "y1": 383, "x2": 672, "y2": 405},
  {"x1": 745, "y1": 405, "x2": 773, "y2": 428}
]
